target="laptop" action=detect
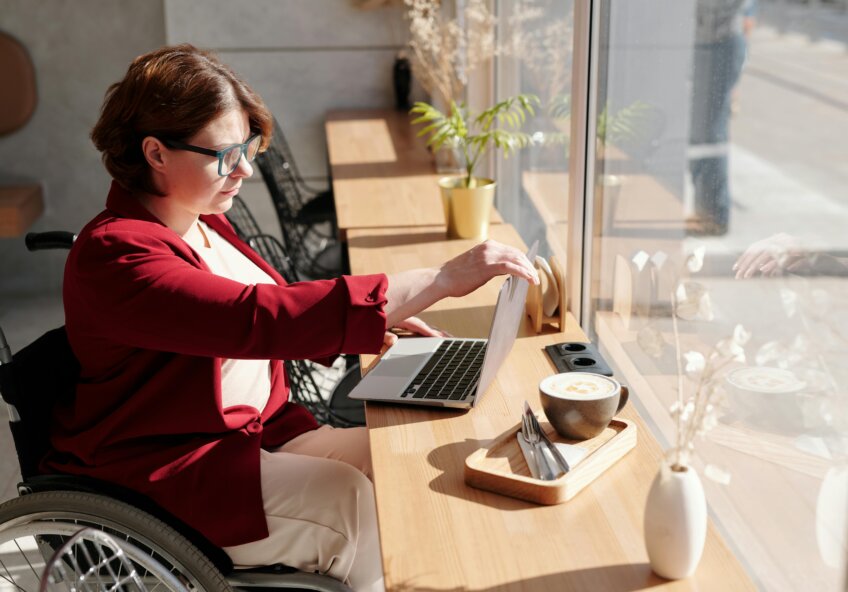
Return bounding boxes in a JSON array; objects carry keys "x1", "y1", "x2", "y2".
[{"x1": 348, "y1": 241, "x2": 538, "y2": 409}]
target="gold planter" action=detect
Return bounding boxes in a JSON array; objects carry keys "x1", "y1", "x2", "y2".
[{"x1": 438, "y1": 176, "x2": 496, "y2": 240}]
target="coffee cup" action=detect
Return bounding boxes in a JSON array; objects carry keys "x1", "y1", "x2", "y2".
[
  {"x1": 725, "y1": 366, "x2": 807, "y2": 429},
  {"x1": 539, "y1": 372, "x2": 629, "y2": 440}
]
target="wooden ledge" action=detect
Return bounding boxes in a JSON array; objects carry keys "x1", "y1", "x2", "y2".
[{"x1": 0, "y1": 184, "x2": 43, "y2": 237}]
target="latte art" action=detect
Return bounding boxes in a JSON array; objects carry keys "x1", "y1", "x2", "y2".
[
  {"x1": 727, "y1": 367, "x2": 805, "y2": 394},
  {"x1": 543, "y1": 373, "x2": 617, "y2": 400}
]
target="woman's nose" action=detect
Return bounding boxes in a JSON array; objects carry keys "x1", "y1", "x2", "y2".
[{"x1": 231, "y1": 155, "x2": 254, "y2": 179}]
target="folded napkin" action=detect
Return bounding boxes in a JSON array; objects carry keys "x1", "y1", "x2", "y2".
[{"x1": 517, "y1": 433, "x2": 589, "y2": 480}]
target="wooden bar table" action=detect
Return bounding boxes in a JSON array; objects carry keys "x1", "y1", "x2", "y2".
[
  {"x1": 325, "y1": 109, "x2": 501, "y2": 240},
  {"x1": 347, "y1": 224, "x2": 754, "y2": 591}
]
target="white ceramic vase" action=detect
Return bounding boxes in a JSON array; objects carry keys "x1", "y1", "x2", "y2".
[
  {"x1": 816, "y1": 464, "x2": 848, "y2": 568},
  {"x1": 643, "y1": 461, "x2": 707, "y2": 579}
]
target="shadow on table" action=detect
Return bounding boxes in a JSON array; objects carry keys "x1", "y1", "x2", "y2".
[
  {"x1": 389, "y1": 562, "x2": 669, "y2": 591},
  {"x1": 426, "y1": 438, "x2": 532, "y2": 512},
  {"x1": 331, "y1": 162, "x2": 434, "y2": 180},
  {"x1": 349, "y1": 230, "x2": 449, "y2": 249},
  {"x1": 366, "y1": 400, "x2": 467, "y2": 427}
]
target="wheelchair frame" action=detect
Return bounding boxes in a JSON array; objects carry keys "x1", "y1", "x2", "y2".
[{"x1": 0, "y1": 231, "x2": 354, "y2": 591}]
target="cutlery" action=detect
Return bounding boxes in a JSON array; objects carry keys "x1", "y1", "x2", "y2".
[
  {"x1": 516, "y1": 418, "x2": 540, "y2": 479},
  {"x1": 521, "y1": 414, "x2": 559, "y2": 481},
  {"x1": 524, "y1": 401, "x2": 570, "y2": 475}
]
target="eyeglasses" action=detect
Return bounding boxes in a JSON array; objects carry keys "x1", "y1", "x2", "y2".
[{"x1": 161, "y1": 132, "x2": 262, "y2": 176}]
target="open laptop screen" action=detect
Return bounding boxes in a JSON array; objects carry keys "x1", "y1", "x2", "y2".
[{"x1": 474, "y1": 241, "x2": 538, "y2": 400}]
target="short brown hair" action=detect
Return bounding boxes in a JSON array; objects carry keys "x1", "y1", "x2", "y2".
[{"x1": 91, "y1": 44, "x2": 272, "y2": 196}]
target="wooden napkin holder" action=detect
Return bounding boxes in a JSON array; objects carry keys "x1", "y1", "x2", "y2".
[{"x1": 525, "y1": 255, "x2": 567, "y2": 333}]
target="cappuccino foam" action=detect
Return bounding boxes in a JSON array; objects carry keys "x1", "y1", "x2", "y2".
[
  {"x1": 544, "y1": 373, "x2": 616, "y2": 400},
  {"x1": 727, "y1": 367, "x2": 805, "y2": 394}
]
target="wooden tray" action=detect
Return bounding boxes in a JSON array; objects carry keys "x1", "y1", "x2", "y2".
[{"x1": 464, "y1": 414, "x2": 637, "y2": 505}]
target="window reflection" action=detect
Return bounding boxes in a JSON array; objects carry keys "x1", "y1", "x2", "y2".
[
  {"x1": 495, "y1": 0, "x2": 574, "y2": 261},
  {"x1": 589, "y1": 0, "x2": 848, "y2": 589}
]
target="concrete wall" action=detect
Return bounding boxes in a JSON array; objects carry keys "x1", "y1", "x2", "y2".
[
  {"x1": 0, "y1": 0, "x2": 409, "y2": 299},
  {"x1": 164, "y1": 0, "x2": 412, "y2": 239},
  {"x1": 0, "y1": 1, "x2": 167, "y2": 297}
]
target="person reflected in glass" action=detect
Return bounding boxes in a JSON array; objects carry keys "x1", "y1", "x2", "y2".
[
  {"x1": 733, "y1": 232, "x2": 848, "y2": 278},
  {"x1": 687, "y1": 0, "x2": 754, "y2": 236},
  {"x1": 42, "y1": 45, "x2": 539, "y2": 592}
]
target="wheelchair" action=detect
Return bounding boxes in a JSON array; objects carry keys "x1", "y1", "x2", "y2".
[
  {"x1": 0, "y1": 231, "x2": 353, "y2": 591},
  {"x1": 39, "y1": 526, "x2": 170, "y2": 591}
]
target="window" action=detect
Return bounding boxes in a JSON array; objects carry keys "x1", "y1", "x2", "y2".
[
  {"x1": 492, "y1": 0, "x2": 576, "y2": 265},
  {"x1": 586, "y1": 1, "x2": 848, "y2": 589},
  {"x1": 490, "y1": 0, "x2": 847, "y2": 588}
]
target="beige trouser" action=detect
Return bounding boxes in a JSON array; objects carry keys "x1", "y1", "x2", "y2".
[{"x1": 222, "y1": 425, "x2": 385, "y2": 592}]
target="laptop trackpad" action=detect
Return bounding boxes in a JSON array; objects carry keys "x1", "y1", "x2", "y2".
[
  {"x1": 370, "y1": 352, "x2": 431, "y2": 378},
  {"x1": 347, "y1": 338, "x2": 444, "y2": 402}
]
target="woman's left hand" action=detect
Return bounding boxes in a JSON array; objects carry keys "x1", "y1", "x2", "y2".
[
  {"x1": 393, "y1": 316, "x2": 452, "y2": 337},
  {"x1": 381, "y1": 331, "x2": 398, "y2": 353},
  {"x1": 437, "y1": 240, "x2": 539, "y2": 299},
  {"x1": 384, "y1": 240, "x2": 538, "y2": 328}
]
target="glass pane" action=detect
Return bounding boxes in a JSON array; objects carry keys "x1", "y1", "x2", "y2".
[
  {"x1": 247, "y1": 135, "x2": 261, "y2": 160},
  {"x1": 222, "y1": 146, "x2": 241, "y2": 174},
  {"x1": 588, "y1": 1, "x2": 848, "y2": 589},
  {"x1": 494, "y1": 0, "x2": 575, "y2": 262}
]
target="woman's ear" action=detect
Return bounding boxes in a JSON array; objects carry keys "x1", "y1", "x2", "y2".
[{"x1": 141, "y1": 136, "x2": 168, "y2": 172}]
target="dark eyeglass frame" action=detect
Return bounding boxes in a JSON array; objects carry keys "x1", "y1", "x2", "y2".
[{"x1": 161, "y1": 132, "x2": 262, "y2": 177}]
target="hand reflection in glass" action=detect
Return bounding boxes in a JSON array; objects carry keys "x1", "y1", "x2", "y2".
[{"x1": 733, "y1": 233, "x2": 848, "y2": 279}]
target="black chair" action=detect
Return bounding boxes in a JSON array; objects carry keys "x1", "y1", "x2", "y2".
[
  {"x1": 265, "y1": 117, "x2": 336, "y2": 228},
  {"x1": 224, "y1": 201, "x2": 365, "y2": 428},
  {"x1": 255, "y1": 120, "x2": 347, "y2": 281},
  {"x1": 225, "y1": 195, "x2": 298, "y2": 284},
  {"x1": 225, "y1": 194, "x2": 264, "y2": 240}
]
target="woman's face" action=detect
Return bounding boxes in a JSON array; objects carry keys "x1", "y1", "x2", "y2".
[{"x1": 161, "y1": 108, "x2": 254, "y2": 218}]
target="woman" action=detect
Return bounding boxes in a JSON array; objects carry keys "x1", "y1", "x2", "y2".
[{"x1": 43, "y1": 44, "x2": 537, "y2": 592}]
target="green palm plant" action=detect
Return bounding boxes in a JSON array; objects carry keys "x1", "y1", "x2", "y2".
[
  {"x1": 546, "y1": 95, "x2": 656, "y2": 155},
  {"x1": 410, "y1": 94, "x2": 541, "y2": 188}
]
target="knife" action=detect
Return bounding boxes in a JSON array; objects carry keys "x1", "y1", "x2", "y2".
[
  {"x1": 516, "y1": 429, "x2": 540, "y2": 479},
  {"x1": 524, "y1": 401, "x2": 571, "y2": 474}
]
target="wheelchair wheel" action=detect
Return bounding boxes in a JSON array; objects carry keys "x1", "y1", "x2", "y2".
[{"x1": 0, "y1": 490, "x2": 231, "y2": 591}]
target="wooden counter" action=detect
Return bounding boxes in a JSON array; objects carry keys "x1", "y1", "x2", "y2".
[
  {"x1": 347, "y1": 224, "x2": 755, "y2": 591},
  {"x1": 326, "y1": 109, "x2": 501, "y2": 239}
]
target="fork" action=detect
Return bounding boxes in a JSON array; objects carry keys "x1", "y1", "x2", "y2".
[
  {"x1": 526, "y1": 407, "x2": 571, "y2": 475},
  {"x1": 521, "y1": 414, "x2": 558, "y2": 480}
]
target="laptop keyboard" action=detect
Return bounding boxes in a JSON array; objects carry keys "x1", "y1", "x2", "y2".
[{"x1": 402, "y1": 340, "x2": 487, "y2": 402}]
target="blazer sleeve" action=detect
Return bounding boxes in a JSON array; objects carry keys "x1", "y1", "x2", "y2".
[{"x1": 67, "y1": 226, "x2": 387, "y2": 360}]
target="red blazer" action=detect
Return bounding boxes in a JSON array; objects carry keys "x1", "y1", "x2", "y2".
[{"x1": 43, "y1": 182, "x2": 388, "y2": 547}]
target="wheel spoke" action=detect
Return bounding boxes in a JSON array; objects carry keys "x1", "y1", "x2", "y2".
[
  {"x1": 0, "y1": 556, "x2": 29, "y2": 592},
  {"x1": 14, "y1": 538, "x2": 42, "y2": 587},
  {"x1": 0, "y1": 493, "x2": 224, "y2": 591}
]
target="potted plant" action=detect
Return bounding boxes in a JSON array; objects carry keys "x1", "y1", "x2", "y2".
[
  {"x1": 410, "y1": 95, "x2": 539, "y2": 239},
  {"x1": 548, "y1": 96, "x2": 657, "y2": 230}
]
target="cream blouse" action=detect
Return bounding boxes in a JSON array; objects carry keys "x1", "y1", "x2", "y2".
[{"x1": 185, "y1": 220, "x2": 276, "y2": 412}]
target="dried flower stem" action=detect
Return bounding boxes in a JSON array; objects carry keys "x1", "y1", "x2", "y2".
[
  {"x1": 680, "y1": 356, "x2": 734, "y2": 454},
  {"x1": 404, "y1": 0, "x2": 496, "y2": 107},
  {"x1": 670, "y1": 290, "x2": 747, "y2": 470},
  {"x1": 671, "y1": 290, "x2": 685, "y2": 469}
]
